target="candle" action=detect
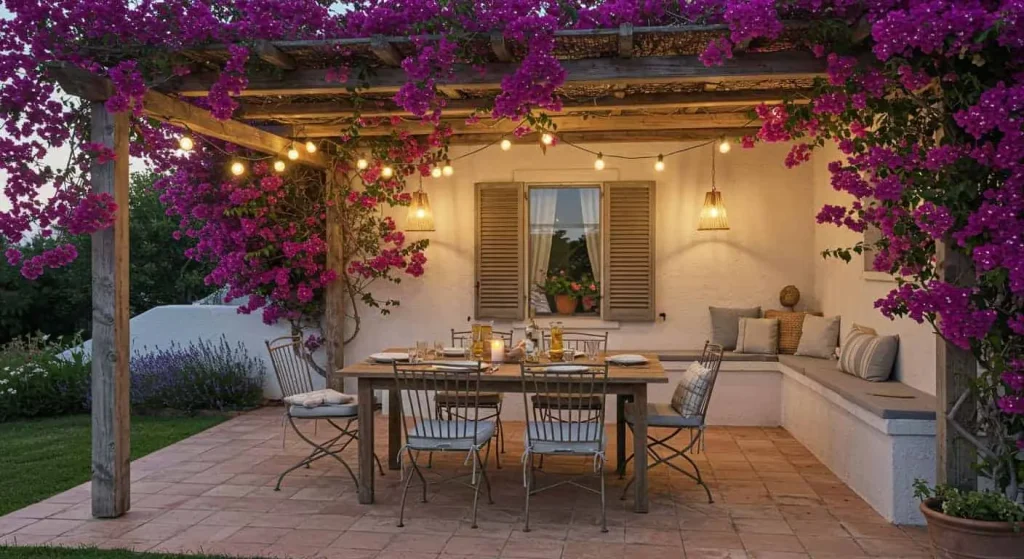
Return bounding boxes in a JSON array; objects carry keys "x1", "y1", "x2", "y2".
[{"x1": 490, "y1": 339, "x2": 505, "y2": 364}]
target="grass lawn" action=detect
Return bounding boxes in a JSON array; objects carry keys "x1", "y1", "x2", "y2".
[
  {"x1": 0, "y1": 414, "x2": 230, "y2": 517},
  {"x1": 0, "y1": 548, "x2": 248, "y2": 559}
]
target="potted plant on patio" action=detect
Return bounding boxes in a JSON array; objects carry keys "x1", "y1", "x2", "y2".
[
  {"x1": 914, "y1": 482, "x2": 1024, "y2": 559},
  {"x1": 541, "y1": 270, "x2": 580, "y2": 315}
]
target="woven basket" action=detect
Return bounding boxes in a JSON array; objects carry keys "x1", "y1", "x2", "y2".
[{"x1": 765, "y1": 310, "x2": 822, "y2": 354}]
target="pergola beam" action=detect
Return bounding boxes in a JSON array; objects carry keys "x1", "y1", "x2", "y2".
[
  {"x1": 490, "y1": 32, "x2": 512, "y2": 62},
  {"x1": 169, "y1": 51, "x2": 824, "y2": 97},
  {"x1": 270, "y1": 113, "x2": 757, "y2": 138},
  {"x1": 444, "y1": 127, "x2": 760, "y2": 145},
  {"x1": 49, "y1": 64, "x2": 328, "y2": 169},
  {"x1": 238, "y1": 89, "x2": 804, "y2": 120},
  {"x1": 618, "y1": 24, "x2": 634, "y2": 58},
  {"x1": 370, "y1": 35, "x2": 403, "y2": 67},
  {"x1": 253, "y1": 40, "x2": 297, "y2": 70}
]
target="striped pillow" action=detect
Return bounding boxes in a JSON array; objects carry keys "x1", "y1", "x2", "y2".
[
  {"x1": 671, "y1": 362, "x2": 713, "y2": 417},
  {"x1": 838, "y1": 326, "x2": 899, "y2": 382}
]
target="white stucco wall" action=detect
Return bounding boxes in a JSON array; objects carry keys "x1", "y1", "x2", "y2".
[
  {"x1": 809, "y1": 143, "x2": 937, "y2": 395},
  {"x1": 346, "y1": 141, "x2": 818, "y2": 386}
]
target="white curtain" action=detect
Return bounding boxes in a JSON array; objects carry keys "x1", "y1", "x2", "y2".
[
  {"x1": 580, "y1": 188, "x2": 601, "y2": 280},
  {"x1": 530, "y1": 189, "x2": 559, "y2": 313}
]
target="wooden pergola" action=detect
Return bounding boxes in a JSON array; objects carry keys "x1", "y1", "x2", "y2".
[{"x1": 48, "y1": 23, "x2": 977, "y2": 519}]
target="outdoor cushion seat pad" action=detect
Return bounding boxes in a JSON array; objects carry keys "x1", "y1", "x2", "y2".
[
  {"x1": 525, "y1": 422, "x2": 604, "y2": 455},
  {"x1": 624, "y1": 402, "x2": 704, "y2": 428},
  {"x1": 288, "y1": 403, "x2": 360, "y2": 418},
  {"x1": 407, "y1": 420, "x2": 495, "y2": 451}
]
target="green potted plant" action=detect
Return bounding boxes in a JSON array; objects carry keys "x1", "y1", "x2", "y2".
[
  {"x1": 541, "y1": 270, "x2": 581, "y2": 315},
  {"x1": 914, "y1": 482, "x2": 1024, "y2": 558},
  {"x1": 579, "y1": 275, "x2": 600, "y2": 313}
]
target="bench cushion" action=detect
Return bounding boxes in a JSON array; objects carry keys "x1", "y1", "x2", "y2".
[
  {"x1": 654, "y1": 350, "x2": 779, "y2": 362},
  {"x1": 778, "y1": 355, "x2": 935, "y2": 420}
]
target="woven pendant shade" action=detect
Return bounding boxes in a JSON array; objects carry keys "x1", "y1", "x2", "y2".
[
  {"x1": 697, "y1": 190, "x2": 729, "y2": 230},
  {"x1": 697, "y1": 143, "x2": 730, "y2": 231},
  {"x1": 406, "y1": 188, "x2": 435, "y2": 231}
]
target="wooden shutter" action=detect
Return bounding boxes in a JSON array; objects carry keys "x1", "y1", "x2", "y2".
[
  {"x1": 602, "y1": 181, "x2": 656, "y2": 321},
  {"x1": 475, "y1": 182, "x2": 525, "y2": 320}
]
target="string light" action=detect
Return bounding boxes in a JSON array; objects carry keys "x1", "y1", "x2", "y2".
[
  {"x1": 177, "y1": 135, "x2": 194, "y2": 151},
  {"x1": 287, "y1": 145, "x2": 299, "y2": 160},
  {"x1": 273, "y1": 160, "x2": 286, "y2": 173},
  {"x1": 356, "y1": 158, "x2": 368, "y2": 170},
  {"x1": 540, "y1": 133, "x2": 554, "y2": 145},
  {"x1": 654, "y1": 154, "x2": 665, "y2": 172},
  {"x1": 594, "y1": 153, "x2": 605, "y2": 170},
  {"x1": 500, "y1": 139, "x2": 512, "y2": 151},
  {"x1": 305, "y1": 141, "x2": 317, "y2": 154},
  {"x1": 431, "y1": 166, "x2": 442, "y2": 178},
  {"x1": 230, "y1": 161, "x2": 246, "y2": 176},
  {"x1": 442, "y1": 160, "x2": 454, "y2": 177},
  {"x1": 381, "y1": 165, "x2": 394, "y2": 179},
  {"x1": 719, "y1": 138, "x2": 731, "y2": 154}
]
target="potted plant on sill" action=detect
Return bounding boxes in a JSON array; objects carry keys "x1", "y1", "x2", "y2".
[
  {"x1": 580, "y1": 275, "x2": 600, "y2": 313},
  {"x1": 541, "y1": 270, "x2": 582, "y2": 316},
  {"x1": 914, "y1": 482, "x2": 1024, "y2": 558}
]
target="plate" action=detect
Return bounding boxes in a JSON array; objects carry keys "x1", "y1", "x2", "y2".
[
  {"x1": 606, "y1": 354, "x2": 648, "y2": 365},
  {"x1": 544, "y1": 365, "x2": 590, "y2": 374},
  {"x1": 442, "y1": 347, "x2": 467, "y2": 356},
  {"x1": 370, "y1": 352, "x2": 410, "y2": 363},
  {"x1": 432, "y1": 360, "x2": 481, "y2": 368}
]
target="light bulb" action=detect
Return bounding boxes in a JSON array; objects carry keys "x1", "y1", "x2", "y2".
[
  {"x1": 540, "y1": 133, "x2": 554, "y2": 145},
  {"x1": 381, "y1": 166, "x2": 394, "y2": 179},
  {"x1": 594, "y1": 153, "x2": 605, "y2": 170},
  {"x1": 442, "y1": 161, "x2": 453, "y2": 176},
  {"x1": 356, "y1": 158, "x2": 368, "y2": 170},
  {"x1": 273, "y1": 160, "x2": 286, "y2": 172},
  {"x1": 500, "y1": 139, "x2": 512, "y2": 151},
  {"x1": 654, "y1": 154, "x2": 665, "y2": 172},
  {"x1": 415, "y1": 208, "x2": 426, "y2": 219},
  {"x1": 305, "y1": 141, "x2": 317, "y2": 153},
  {"x1": 709, "y1": 207, "x2": 720, "y2": 218},
  {"x1": 431, "y1": 166, "x2": 442, "y2": 178},
  {"x1": 287, "y1": 147, "x2": 299, "y2": 161},
  {"x1": 719, "y1": 139, "x2": 731, "y2": 154},
  {"x1": 178, "y1": 135, "x2": 194, "y2": 151},
  {"x1": 230, "y1": 161, "x2": 245, "y2": 176}
]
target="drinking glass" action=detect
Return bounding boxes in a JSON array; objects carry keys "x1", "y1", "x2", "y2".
[
  {"x1": 416, "y1": 340, "x2": 428, "y2": 361},
  {"x1": 584, "y1": 340, "x2": 601, "y2": 361},
  {"x1": 562, "y1": 348, "x2": 576, "y2": 362},
  {"x1": 434, "y1": 341, "x2": 445, "y2": 359}
]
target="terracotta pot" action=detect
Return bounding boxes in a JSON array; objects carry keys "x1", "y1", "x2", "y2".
[
  {"x1": 921, "y1": 499, "x2": 1024, "y2": 559},
  {"x1": 554, "y1": 294, "x2": 577, "y2": 315}
]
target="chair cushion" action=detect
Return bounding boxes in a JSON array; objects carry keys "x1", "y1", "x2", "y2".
[
  {"x1": 525, "y1": 422, "x2": 603, "y2": 455},
  {"x1": 407, "y1": 420, "x2": 495, "y2": 451},
  {"x1": 709, "y1": 306, "x2": 761, "y2": 350},
  {"x1": 670, "y1": 362, "x2": 713, "y2": 417},
  {"x1": 795, "y1": 315, "x2": 841, "y2": 359},
  {"x1": 434, "y1": 391, "x2": 502, "y2": 407},
  {"x1": 625, "y1": 403, "x2": 704, "y2": 428},
  {"x1": 838, "y1": 326, "x2": 899, "y2": 382},
  {"x1": 735, "y1": 317, "x2": 780, "y2": 355},
  {"x1": 288, "y1": 403, "x2": 359, "y2": 418},
  {"x1": 531, "y1": 394, "x2": 603, "y2": 410}
]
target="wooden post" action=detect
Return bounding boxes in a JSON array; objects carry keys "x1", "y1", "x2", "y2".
[
  {"x1": 90, "y1": 102, "x2": 131, "y2": 518},
  {"x1": 936, "y1": 242, "x2": 978, "y2": 490},
  {"x1": 324, "y1": 170, "x2": 345, "y2": 391}
]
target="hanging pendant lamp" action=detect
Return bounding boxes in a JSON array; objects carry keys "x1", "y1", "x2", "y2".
[
  {"x1": 697, "y1": 143, "x2": 730, "y2": 231},
  {"x1": 406, "y1": 176, "x2": 435, "y2": 231}
]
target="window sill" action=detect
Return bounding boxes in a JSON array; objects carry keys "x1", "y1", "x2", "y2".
[
  {"x1": 862, "y1": 271, "x2": 895, "y2": 283},
  {"x1": 514, "y1": 317, "x2": 621, "y2": 330}
]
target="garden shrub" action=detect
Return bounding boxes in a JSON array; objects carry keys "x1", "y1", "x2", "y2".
[{"x1": 0, "y1": 334, "x2": 90, "y2": 421}]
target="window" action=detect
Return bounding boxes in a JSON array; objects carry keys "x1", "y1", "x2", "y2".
[
  {"x1": 528, "y1": 186, "x2": 602, "y2": 316},
  {"x1": 475, "y1": 181, "x2": 656, "y2": 322}
]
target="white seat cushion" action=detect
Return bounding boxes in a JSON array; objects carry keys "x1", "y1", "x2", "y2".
[
  {"x1": 288, "y1": 403, "x2": 359, "y2": 418},
  {"x1": 407, "y1": 420, "x2": 495, "y2": 451},
  {"x1": 625, "y1": 403, "x2": 703, "y2": 428},
  {"x1": 525, "y1": 422, "x2": 604, "y2": 455}
]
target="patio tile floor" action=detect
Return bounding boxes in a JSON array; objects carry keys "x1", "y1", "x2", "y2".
[{"x1": 0, "y1": 406, "x2": 932, "y2": 558}]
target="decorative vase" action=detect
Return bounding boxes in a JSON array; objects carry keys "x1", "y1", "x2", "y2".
[
  {"x1": 554, "y1": 294, "x2": 577, "y2": 315},
  {"x1": 920, "y1": 499, "x2": 1024, "y2": 559}
]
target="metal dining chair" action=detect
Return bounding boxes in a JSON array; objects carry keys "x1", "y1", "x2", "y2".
[
  {"x1": 621, "y1": 342, "x2": 725, "y2": 503},
  {"x1": 432, "y1": 328, "x2": 512, "y2": 467},
  {"x1": 520, "y1": 362, "x2": 610, "y2": 533},
  {"x1": 265, "y1": 335, "x2": 383, "y2": 491},
  {"x1": 393, "y1": 361, "x2": 495, "y2": 528}
]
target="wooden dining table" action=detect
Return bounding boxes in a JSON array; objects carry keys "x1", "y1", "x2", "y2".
[{"x1": 335, "y1": 349, "x2": 668, "y2": 513}]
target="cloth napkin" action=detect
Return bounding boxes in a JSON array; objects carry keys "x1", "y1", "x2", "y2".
[{"x1": 283, "y1": 389, "x2": 356, "y2": 409}]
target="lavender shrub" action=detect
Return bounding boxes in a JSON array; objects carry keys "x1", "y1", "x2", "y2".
[{"x1": 130, "y1": 337, "x2": 264, "y2": 413}]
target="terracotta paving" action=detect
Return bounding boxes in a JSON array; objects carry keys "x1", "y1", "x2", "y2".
[{"x1": 0, "y1": 407, "x2": 933, "y2": 558}]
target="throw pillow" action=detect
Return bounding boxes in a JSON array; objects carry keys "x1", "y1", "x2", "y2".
[
  {"x1": 764, "y1": 310, "x2": 823, "y2": 354},
  {"x1": 670, "y1": 362, "x2": 714, "y2": 417},
  {"x1": 795, "y1": 315, "x2": 841, "y2": 359},
  {"x1": 838, "y1": 326, "x2": 899, "y2": 382},
  {"x1": 735, "y1": 317, "x2": 780, "y2": 355},
  {"x1": 709, "y1": 306, "x2": 761, "y2": 351}
]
